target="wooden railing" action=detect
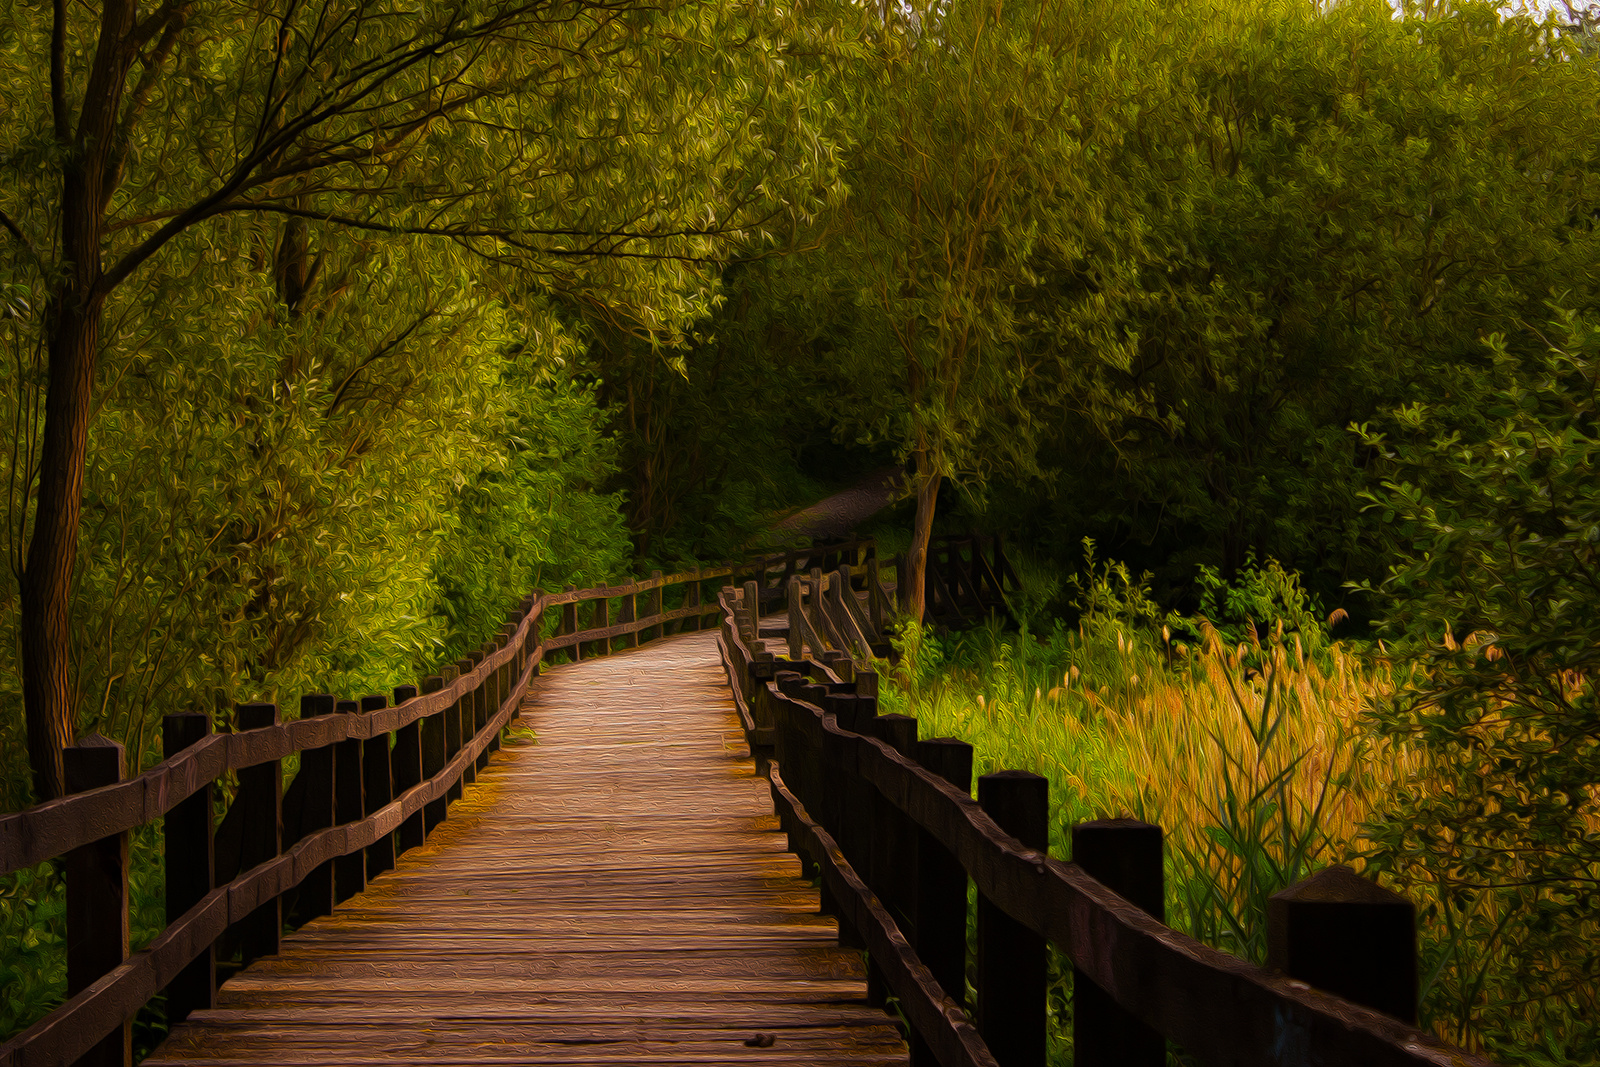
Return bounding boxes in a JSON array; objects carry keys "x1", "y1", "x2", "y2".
[
  {"x1": 0, "y1": 539, "x2": 862, "y2": 1067},
  {"x1": 892, "y1": 534, "x2": 1019, "y2": 628},
  {"x1": 715, "y1": 592, "x2": 1498, "y2": 1067}
]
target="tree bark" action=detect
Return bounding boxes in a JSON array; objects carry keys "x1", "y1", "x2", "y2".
[
  {"x1": 903, "y1": 446, "x2": 941, "y2": 627},
  {"x1": 22, "y1": 0, "x2": 137, "y2": 802}
]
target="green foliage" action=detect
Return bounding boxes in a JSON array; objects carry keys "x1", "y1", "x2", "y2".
[
  {"x1": 979, "y1": 0, "x2": 1600, "y2": 607},
  {"x1": 1064, "y1": 538, "x2": 1166, "y2": 635},
  {"x1": 0, "y1": 865, "x2": 63, "y2": 1040},
  {"x1": 1187, "y1": 556, "x2": 1333, "y2": 659},
  {"x1": 1357, "y1": 308, "x2": 1600, "y2": 1061},
  {"x1": 430, "y1": 358, "x2": 631, "y2": 659}
]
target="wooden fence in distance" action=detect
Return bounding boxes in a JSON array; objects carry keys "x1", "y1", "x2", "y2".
[
  {"x1": 716, "y1": 578, "x2": 1498, "y2": 1067},
  {"x1": 0, "y1": 539, "x2": 854, "y2": 1067}
]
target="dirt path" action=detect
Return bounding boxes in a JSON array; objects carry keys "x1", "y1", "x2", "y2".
[{"x1": 768, "y1": 466, "x2": 902, "y2": 543}]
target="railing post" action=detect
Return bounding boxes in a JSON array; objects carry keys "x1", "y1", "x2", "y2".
[
  {"x1": 588, "y1": 596, "x2": 609, "y2": 659},
  {"x1": 484, "y1": 637, "x2": 503, "y2": 757},
  {"x1": 392, "y1": 684, "x2": 424, "y2": 855},
  {"x1": 162, "y1": 714, "x2": 214, "y2": 1025},
  {"x1": 742, "y1": 580, "x2": 760, "y2": 644},
  {"x1": 523, "y1": 595, "x2": 543, "y2": 682},
  {"x1": 810, "y1": 685, "x2": 865, "y2": 953},
  {"x1": 234, "y1": 702, "x2": 282, "y2": 966},
  {"x1": 333, "y1": 698, "x2": 365, "y2": 904},
  {"x1": 292, "y1": 694, "x2": 337, "y2": 924},
  {"x1": 456, "y1": 657, "x2": 478, "y2": 786},
  {"x1": 468, "y1": 649, "x2": 490, "y2": 772},
  {"x1": 912, "y1": 737, "x2": 973, "y2": 1048},
  {"x1": 645, "y1": 571, "x2": 663, "y2": 642},
  {"x1": 360, "y1": 695, "x2": 396, "y2": 878},
  {"x1": 788, "y1": 576, "x2": 804, "y2": 660},
  {"x1": 865, "y1": 712, "x2": 917, "y2": 1011},
  {"x1": 64, "y1": 733, "x2": 130, "y2": 1067},
  {"x1": 442, "y1": 665, "x2": 464, "y2": 802},
  {"x1": 1268, "y1": 865, "x2": 1418, "y2": 1024},
  {"x1": 1072, "y1": 819, "x2": 1166, "y2": 1067},
  {"x1": 563, "y1": 587, "x2": 580, "y2": 661},
  {"x1": 681, "y1": 578, "x2": 702, "y2": 633},
  {"x1": 420, "y1": 675, "x2": 448, "y2": 833},
  {"x1": 976, "y1": 770, "x2": 1048, "y2": 1067}
]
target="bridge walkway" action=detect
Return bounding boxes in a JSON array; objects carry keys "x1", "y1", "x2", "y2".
[{"x1": 145, "y1": 630, "x2": 908, "y2": 1066}]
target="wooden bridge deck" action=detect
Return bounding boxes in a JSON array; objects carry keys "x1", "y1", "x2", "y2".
[{"x1": 146, "y1": 631, "x2": 908, "y2": 1066}]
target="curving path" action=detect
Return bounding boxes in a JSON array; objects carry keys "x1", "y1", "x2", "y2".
[{"x1": 146, "y1": 630, "x2": 908, "y2": 1066}]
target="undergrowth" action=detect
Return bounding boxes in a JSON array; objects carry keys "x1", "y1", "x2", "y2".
[{"x1": 880, "y1": 544, "x2": 1594, "y2": 1065}]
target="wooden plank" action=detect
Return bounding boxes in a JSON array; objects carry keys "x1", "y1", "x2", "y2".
[{"x1": 145, "y1": 631, "x2": 908, "y2": 1067}]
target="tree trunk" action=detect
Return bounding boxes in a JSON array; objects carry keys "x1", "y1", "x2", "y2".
[
  {"x1": 22, "y1": 0, "x2": 136, "y2": 801},
  {"x1": 903, "y1": 448, "x2": 941, "y2": 626},
  {"x1": 23, "y1": 288, "x2": 104, "y2": 803}
]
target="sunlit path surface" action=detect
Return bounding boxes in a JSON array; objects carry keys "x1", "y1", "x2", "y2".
[{"x1": 146, "y1": 631, "x2": 908, "y2": 1066}]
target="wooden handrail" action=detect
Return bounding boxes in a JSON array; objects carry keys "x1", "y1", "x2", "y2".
[
  {"x1": 716, "y1": 593, "x2": 1498, "y2": 1067},
  {"x1": 0, "y1": 539, "x2": 869, "y2": 1067}
]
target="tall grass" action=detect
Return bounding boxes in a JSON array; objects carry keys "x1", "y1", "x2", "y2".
[{"x1": 879, "y1": 551, "x2": 1593, "y2": 1065}]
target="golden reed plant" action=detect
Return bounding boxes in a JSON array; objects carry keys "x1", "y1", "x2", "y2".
[{"x1": 883, "y1": 615, "x2": 1595, "y2": 1063}]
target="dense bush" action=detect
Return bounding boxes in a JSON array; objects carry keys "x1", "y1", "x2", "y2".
[{"x1": 1357, "y1": 309, "x2": 1600, "y2": 1062}]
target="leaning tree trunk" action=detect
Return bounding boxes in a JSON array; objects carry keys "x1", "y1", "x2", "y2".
[
  {"x1": 21, "y1": 0, "x2": 137, "y2": 802},
  {"x1": 903, "y1": 447, "x2": 941, "y2": 627}
]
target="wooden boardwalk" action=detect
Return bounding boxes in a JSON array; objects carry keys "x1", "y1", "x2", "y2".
[{"x1": 146, "y1": 631, "x2": 908, "y2": 1066}]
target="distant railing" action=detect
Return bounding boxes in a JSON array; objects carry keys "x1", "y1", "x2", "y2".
[
  {"x1": 0, "y1": 538, "x2": 860, "y2": 1067},
  {"x1": 715, "y1": 589, "x2": 1499, "y2": 1067}
]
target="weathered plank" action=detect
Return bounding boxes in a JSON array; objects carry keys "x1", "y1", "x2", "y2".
[{"x1": 145, "y1": 631, "x2": 908, "y2": 1067}]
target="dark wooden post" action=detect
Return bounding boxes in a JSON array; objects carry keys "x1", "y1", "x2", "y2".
[
  {"x1": 976, "y1": 770, "x2": 1048, "y2": 1067},
  {"x1": 616, "y1": 586, "x2": 637, "y2": 651},
  {"x1": 293, "y1": 694, "x2": 337, "y2": 924},
  {"x1": 491, "y1": 630, "x2": 510, "y2": 752},
  {"x1": 468, "y1": 649, "x2": 489, "y2": 772},
  {"x1": 892, "y1": 553, "x2": 906, "y2": 612},
  {"x1": 811, "y1": 687, "x2": 864, "y2": 953},
  {"x1": 787, "y1": 576, "x2": 803, "y2": 660},
  {"x1": 681, "y1": 578, "x2": 701, "y2": 633},
  {"x1": 1268, "y1": 865, "x2": 1418, "y2": 1023},
  {"x1": 743, "y1": 579, "x2": 761, "y2": 644},
  {"x1": 521, "y1": 598, "x2": 542, "y2": 687},
  {"x1": 456, "y1": 657, "x2": 478, "y2": 786},
  {"x1": 65, "y1": 734, "x2": 130, "y2": 1067},
  {"x1": 866, "y1": 712, "x2": 918, "y2": 1011},
  {"x1": 563, "y1": 587, "x2": 580, "y2": 662},
  {"x1": 333, "y1": 699, "x2": 365, "y2": 904},
  {"x1": 162, "y1": 714, "x2": 214, "y2": 1025},
  {"x1": 869, "y1": 713, "x2": 918, "y2": 924},
  {"x1": 588, "y1": 596, "x2": 609, "y2": 659},
  {"x1": 912, "y1": 737, "x2": 973, "y2": 1024},
  {"x1": 442, "y1": 665, "x2": 464, "y2": 803},
  {"x1": 234, "y1": 702, "x2": 282, "y2": 965},
  {"x1": 420, "y1": 675, "x2": 448, "y2": 833},
  {"x1": 1072, "y1": 819, "x2": 1165, "y2": 1067},
  {"x1": 392, "y1": 684, "x2": 424, "y2": 854},
  {"x1": 360, "y1": 695, "x2": 396, "y2": 878},
  {"x1": 643, "y1": 571, "x2": 663, "y2": 642}
]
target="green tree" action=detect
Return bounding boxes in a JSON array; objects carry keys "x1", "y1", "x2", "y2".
[
  {"x1": 1034, "y1": 0, "x2": 1600, "y2": 596},
  {"x1": 0, "y1": 0, "x2": 844, "y2": 800},
  {"x1": 828, "y1": 0, "x2": 1136, "y2": 622}
]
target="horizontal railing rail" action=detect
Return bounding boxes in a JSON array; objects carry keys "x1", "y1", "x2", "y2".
[
  {"x1": 0, "y1": 537, "x2": 867, "y2": 1067},
  {"x1": 716, "y1": 591, "x2": 1499, "y2": 1067}
]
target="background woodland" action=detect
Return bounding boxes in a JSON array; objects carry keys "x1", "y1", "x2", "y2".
[{"x1": 3, "y1": 0, "x2": 1599, "y2": 1061}]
